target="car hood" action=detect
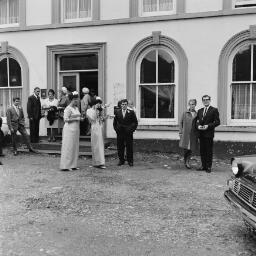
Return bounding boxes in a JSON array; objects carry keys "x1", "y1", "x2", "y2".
[{"x1": 232, "y1": 155, "x2": 256, "y2": 177}]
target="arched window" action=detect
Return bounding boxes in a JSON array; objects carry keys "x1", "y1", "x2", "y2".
[
  {"x1": 230, "y1": 44, "x2": 256, "y2": 121},
  {"x1": 0, "y1": 56, "x2": 22, "y2": 115},
  {"x1": 138, "y1": 47, "x2": 176, "y2": 121}
]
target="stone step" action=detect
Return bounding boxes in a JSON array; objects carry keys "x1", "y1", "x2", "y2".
[{"x1": 17, "y1": 148, "x2": 116, "y2": 157}]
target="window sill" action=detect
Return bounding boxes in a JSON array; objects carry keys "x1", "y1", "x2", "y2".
[{"x1": 0, "y1": 23, "x2": 19, "y2": 29}]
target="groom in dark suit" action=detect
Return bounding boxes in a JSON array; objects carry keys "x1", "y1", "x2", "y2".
[
  {"x1": 27, "y1": 87, "x2": 42, "y2": 143},
  {"x1": 196, "y1": 95, "x2": 220, "y2": 173},
  {"x1": 113, "y1": 99, "x2": 138, "y2": 166}
]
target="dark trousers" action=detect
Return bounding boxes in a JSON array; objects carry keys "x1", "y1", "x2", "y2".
[
  {"x1": 117, "y1": 132, "x2": 134, "y2": 163},
  {"x1": 0, "y1": 129, "x2": 4, "y2": 155},
  {"x1": 29, "y1": 118, "x2": 40, "y2": 143},
  {"x1": 12, "y1": 126, "x2": 31, "y2": 151},
  {"x1": 199, "y1": 137, "x2": 213, "y2": 169}
]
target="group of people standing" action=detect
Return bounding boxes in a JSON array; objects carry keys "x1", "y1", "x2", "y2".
[
  {"x1": 179, "y1": 95, "x2": 220, "y2": 173},
  {"x1": 0, "y1": 88, "x2": 219, "y2": 173}
]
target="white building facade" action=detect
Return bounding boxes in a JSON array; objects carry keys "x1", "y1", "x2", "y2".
[{"x1": 0, "y1": 0, "x2": 256, "y2": 144}]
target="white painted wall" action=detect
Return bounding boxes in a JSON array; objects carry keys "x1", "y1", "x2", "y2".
[
  {"x1": 101, "y1": 0, "x2": 130, "y2": 20},
  {"x1": 26, "y1": 0, "x2": 52, "y2": 26},
  {"x1": 0, "y1": 13, "x2": 256, "y2": 140},
  {"x1": 186, "y1": 0, "x2": 223, "y2": 13}
]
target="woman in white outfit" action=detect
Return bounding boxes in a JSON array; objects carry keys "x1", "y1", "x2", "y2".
[
  {"x1": 86, "y1": 97, "x2": 107, "y2": 169},
  {"x1": 60, "y1": 91, "x2": 83, "y2": 171}
]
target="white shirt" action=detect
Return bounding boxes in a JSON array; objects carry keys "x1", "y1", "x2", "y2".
[
  {"x1": 13, "y1": 105, "x2": 19, "y2": 116},
  {"x1": 122, "y1": 110, "x2": 126, "y2": 118},
  {"x1": 203, "y1": 106, "x2": 209, "y2": 117}
]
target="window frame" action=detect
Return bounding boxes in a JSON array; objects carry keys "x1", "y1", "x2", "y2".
[
  {"x1": 0, "y1": 0, "x2": 19, "y2": 28},
  {"x1": 62, "y1": 0, "x2": 92, "y2": 23},
  {"x1": 136, "y1": 45, "x2": 178, "y2": 125},
  {"x1": 139, "y1": 0, "x2": 176, "y2": 17},
  {"x1": 233, "y1": 0, "x2": 256, "y2": 9},
  {"x1": 227, "y1": 43, "x2": 256, "y2": 125}
]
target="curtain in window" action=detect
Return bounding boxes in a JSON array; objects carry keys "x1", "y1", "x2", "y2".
[
  {"x1": 9, "y1": 0, "x2": 18, "y2": 23},
  {"x1": 143, "y1": 0, "x2": 157, "y2": 12},
  {"x1": 231, "y1": 83, "x2": 250, "y2": 119},
  {"x1": 79, "y1": 0, "x2": 91, "y2": 18},
  {"x1": 159, "y1": 0, "x2": 173, "y2": 11},
  {"x1": 65, "y1": 0, "x2": 77, "y2": 19},
  {"x1": 0, "y1": 0, "x2": 7, "y2": 24},
  {"x1": 158, "y1": 85, "x2": 174, "y2": 118},
  {"x1": 0, "y1": 88, "x2": 22, "y2": 116}
]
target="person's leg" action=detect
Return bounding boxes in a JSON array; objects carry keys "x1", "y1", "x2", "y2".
[
  {"x1": 35, "y1": 119, "x2": 40, "y2": 143},
  {"x1": 184, "y1": 149, "x2": 192, "y2": 169},
  {"x1": 0, "y1": 129, "x2": 4, "y2": 156},
  {"x1": 18, "y1": 125, "x2": 33, "y2": 150},
  {"x1": 199, "y1": 137, "x2": 207, "y2": 170},
  {"x1": 206, "y1": 138, "x2": 214, "y2": 170},
  {"x1": 125, "y1": 133, "x2": 134, "y2": 165},
  {"x1": 29, "y1": 119, "x2": 36, "y2": 143},
  {"x1": 117, "y1": 133, "x2": 125, "y2": 164},
  {"x1": 11, "y1": 130, "x2": 18, "y2": 154}
]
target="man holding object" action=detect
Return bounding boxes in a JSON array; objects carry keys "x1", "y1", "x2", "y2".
[{"x1": 196, "y1": 95, "x2": 220, "y2": 173}]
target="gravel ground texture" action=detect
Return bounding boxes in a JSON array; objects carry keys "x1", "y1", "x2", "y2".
[{"x1": 0, "y1": 150, "x2": 256, "y2": 256}]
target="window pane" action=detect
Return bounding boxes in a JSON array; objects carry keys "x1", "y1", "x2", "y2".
[
  {"x1": 9, "y1": 58, "x2": 21, "y2": 87},
  {"x1": 159, "y1": 0, "x2": 173, "y2": 11},
  {"x1": 0, "y1": 0, "x2": 7, "y2": 24},
  {"x1": 143, "y1": 0, "x2": 157, "y2": 12},
  {"x1": 140, "y1": 50, "x2": 156, "y2": 83},
  {"x1": 235, "y1": 0, "x2": 256, "y2": 8},
  {"x1": 0, "y1": 58, "x2": 8, "y2": 87},
  {"x1": 140, "y1": 85, "x2": 156, "y2": 118},
  {"x1": 251, "y1": 83, "x2": 256, "y2": 119},
  {"x1": 158, "y1": 49, "x2": 174, "y2": 83},
  {"x1": 60, "y1": 54, "x2": 98, "y2": 70},
  {"x1": 9, "y1": 0, "x2": 18, "y2": 23},
  {"x1": 231, "y1": 83, "x2": 250, "y2": 119},
  {"x1": 63, "y1": 75, "x2": 77, "y2": 92},
  {"x1": 158, "y1": 85, "x2": 174, "y2": 118},
  {"x1": 253, "y1": 45, "x2": 256, "y2": 81},
  {"x1": 232, "y1": 45, "x2": 251, "y2": 81},
  {"x1": 65, "y1": 0, "x2": 78, "y2": 19},
  {"x1": 79, "y1": 0, "x2": 91, "y2": 18}
]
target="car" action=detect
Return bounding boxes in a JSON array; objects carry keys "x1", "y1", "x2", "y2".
[{"x1": 224, "y1": 155, "x2": 256, "y2": 235}]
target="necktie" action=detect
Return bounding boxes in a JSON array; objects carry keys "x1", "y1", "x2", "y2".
[{"x1": 203, "y1": 107, "x2": 208, "y2": 117}]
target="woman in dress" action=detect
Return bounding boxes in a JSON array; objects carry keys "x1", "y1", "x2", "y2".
[
  {"x1": 86, "y1": 97, "x2": 107, "y2": 169},
  {"x1": 60, "y1": 91, "x2": 83, "y2": 171},
  {"x1": 42, "y1": 89, "x2": 59, "y2": 142},
  {"x1": 179, "y1": 99, "x2": 198, "y2": 169}
]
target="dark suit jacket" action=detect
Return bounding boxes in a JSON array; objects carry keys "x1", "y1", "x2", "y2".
[
  {"x1": 6, "y1": 106, "x2": 26, "y2": 131},
  {"x1": 27, "y1": 95, "x2": 41, "y2": 120},
  {"x1": 113, "y1": 109, "x2": 138, "y2": 134},
  {"x1": 0, "y1": 117, "x2": 2, "y2": 128},
  {"x1": 196, "y1": 106, "x2": 220, "y2": 138}
]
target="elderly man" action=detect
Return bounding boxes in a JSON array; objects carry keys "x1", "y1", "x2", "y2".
[{"x1": 81, "y1": 87, "x2": 91, "y2": 135}]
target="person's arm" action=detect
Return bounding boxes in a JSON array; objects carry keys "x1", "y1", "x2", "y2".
[
  {"x1": 27, "y1": 97, "x2": 33, "y2": 119},
  {"x1": 6, "y1": 109, "x2": 13, "y2": 132},
  {"x1": 179, "y1": 112, "x2": 185, "y2": 137},
  {"x1": 205, "y1": 108, "x2": 220, "y2": 130}
]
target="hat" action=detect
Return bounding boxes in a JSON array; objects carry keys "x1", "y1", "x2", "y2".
[{"x1": 82, "y1": 87, "x2": 89, "y2": 94}]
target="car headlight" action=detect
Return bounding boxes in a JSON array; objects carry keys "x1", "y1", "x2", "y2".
[
  {"x1": 232, "y1": 165, "x2": 239, "y2": 175},
  {"x1": 231, "y1": 160, "x2": 244, "y2": 177}
]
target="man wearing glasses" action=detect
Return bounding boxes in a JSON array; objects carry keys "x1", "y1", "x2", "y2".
[{"x1": 196, "y1": 95, "x2": 220, "y2": 173}]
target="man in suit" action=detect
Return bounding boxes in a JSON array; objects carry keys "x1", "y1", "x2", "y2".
[
  {"x1": 113, "y1": 99, "x2": 138, "y2": 166},
  {"x1": 27, "y1": 87, "x2": 42, "y2": 143},
  {"x1": 196, "y1": 95, "x2": 220, "y2": 173},
  {"x1": 0, "y1": 117, "x2": 4, "y2": 165},
  {"x1": 7, "y1": 97, "x2": 36, "y2": 155}
]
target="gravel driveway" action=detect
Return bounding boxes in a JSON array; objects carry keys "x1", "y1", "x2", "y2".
[{"x1": 0, "y1": 150, "x2": 255, "y2": 256}]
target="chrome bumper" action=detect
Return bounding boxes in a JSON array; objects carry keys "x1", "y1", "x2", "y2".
[{"x1": 224, "y1": 190, "x2": 256, "y2": 231}]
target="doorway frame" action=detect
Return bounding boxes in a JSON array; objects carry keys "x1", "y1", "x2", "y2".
[{"x1": 47, "y1": 43, "x2": 106, "y2": 102}]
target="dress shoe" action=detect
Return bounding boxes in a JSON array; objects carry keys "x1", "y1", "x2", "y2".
[
  {"x1": 0, "y1": 161, "x2": 3, "y2": 165},
  {"x1": 196, "y1": 166, "x2": 206, "y2": 171},
  {"x1": 0, "y1": 153, "x2": 5, "y2": 157},
  {"x1": 128, "y1": 162, "x2": 133, "y2": 167},
  {"x1": 185, "y1": 161, "x2": 191, "y2": 169},
  {"x1": 13, "y1": 151, "x2": 18, "y2": 156},
  {"x1": 117, "y1": 161, "x2": 125, "y2": 166},
  {"x1": 60, "y1": 169, "x2": 71, "y2": 171},
  {"x1": 99, "y1": 165, "x2": 106, "y2": 169},
  {"x1": 71, "y1": 167, "x2": 80, "y2": 170},
  {"x1": 206, "y1": 168, "x2": 212, "y2": 173}
]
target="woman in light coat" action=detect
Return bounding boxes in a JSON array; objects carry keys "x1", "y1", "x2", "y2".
[{"x1": 179, "y1": 99, "x2": 198, "y2": 169}]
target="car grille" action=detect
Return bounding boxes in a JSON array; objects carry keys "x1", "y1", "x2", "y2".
[{"x1": 233, "y1": 180, "x2": 256, "y2": 209}]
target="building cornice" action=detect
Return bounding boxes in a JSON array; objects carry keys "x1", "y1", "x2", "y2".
[{"x1": 0, "y1": 7, "x2": 256, "y2": 33}]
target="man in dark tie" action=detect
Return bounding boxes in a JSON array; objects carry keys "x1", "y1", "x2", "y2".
[
  {"x1": 196, "y1": 95, "x2": 220, "y2": 173},
  {"x1": 113, "y1": 99, "x2": 138, "y2": 166},
  {"x1": 27, "y1": 87, "x2": 42, "y2": 143},
  {"x1": 6, "y1": 97, "x2": 36, "y2": 155}
]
